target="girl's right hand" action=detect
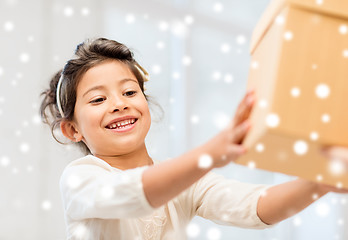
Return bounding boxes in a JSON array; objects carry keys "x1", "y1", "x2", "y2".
[
  {"x1": 321, "y1": 146, "x2": 348, "y2": 166},
  {"x1": 208, "y1": 89, "x2": 256, "y2": 168}
]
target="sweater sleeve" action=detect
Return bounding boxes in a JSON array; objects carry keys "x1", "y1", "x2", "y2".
[
  {"x1": 192, "y1": 172, "x2": 274, "y2": 229},
  {"x1": 59, "y1": 156, "x2": 156, "y2": 220}
]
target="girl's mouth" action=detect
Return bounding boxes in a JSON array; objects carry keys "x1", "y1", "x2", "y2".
[{"x1": 106, "y1": 118, "x2": 138, "y2": 132}]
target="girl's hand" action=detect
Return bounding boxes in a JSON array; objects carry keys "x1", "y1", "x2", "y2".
[
  {"x1": 321, "y1": 146, "x2": 348, "y2": 166},
  {"x1": 318, "y1": 146, "x2": 348, "y2": 193},
  {"x1": 209, "y1": 89, "x2": 256, "y2": 168}
]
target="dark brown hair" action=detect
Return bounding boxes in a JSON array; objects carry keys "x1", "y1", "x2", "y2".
[{"x1": 40, "y1": 38, "x2": 150, "y2": 154}]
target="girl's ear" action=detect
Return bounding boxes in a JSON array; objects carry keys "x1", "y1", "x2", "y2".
[{"x1": 60, "y1": 121, "x2": 83, "y2": 142}]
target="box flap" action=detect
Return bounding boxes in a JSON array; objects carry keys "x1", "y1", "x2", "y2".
[{"x1": 250, "y1": 0, "x2": 348, "y2": 54}]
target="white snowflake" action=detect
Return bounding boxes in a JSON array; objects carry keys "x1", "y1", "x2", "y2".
[
  {"x1": 266, "y1": 113, "x2": 280, "y2": 128},
  {"x1": 337, "y1": 218, "x2": 344, "y2": 226},
  {"x1": 4, "y1": 21, "x2": 14, "y2": 32},
  {"x1": 99, "y1": 185, "x2": 114, "y2": 199},
  {"x1": 41, "y1": 200, "x2": 52, "y2": 211},
  {"x1": 236, "y1": 35, "x2": 246, "y2": 45},
  {"x1": 293, "y1": 140, "x2": 308, "y2": 155},
  {"x1": 316, "y1": 0, "x2": 324, "y2": 5},
  {"x1": 213, "y1": 112, "x2": 230, "y2": 129},
  {"x1": 284, "y1": 31, "x2": 293, "y2": 41},
  {"x1": 11, "y1": 80, "x2": 17, "y2": 86},
  {"x1": 343, "y1": 49, "x2": 348, "y2": 58},
  {"x1": 169, "y1": 124, "x2": 175, "y2": 131},
  {"x1": 125, "y1": 14, "x2": 135, "y2": 24},
  {"x1": 81, "y1": 7, "x2": 90, "y2": 16},
  {"x1": 16, "y1": 72, "x2": 23, "y2": 79},
  {"x1": 20, "y1": 143, "x2": 30, "y2": 153},
  {"x1": 316, "y1": 174, "x2": 323, "y2": 182},
  {"x1": 315, "y1": 84, "x2": 330, "y2": 99},
  {"x1": 336, "y1": 182, "x2": 343, "y2": 189},
  {"x1": 66, "y1": 175, "x2": 82, "y2": 189},
  {"x1": 151, "y1": 64, "x2": 161, "y2": 74},
  {"x1": 206, "y1": 227, "x2": 221, "y2": 240},
  {"x1": 172, "y1": 72, "x2": 180, "y2": 79},
  {"x1": 186, "y1": 223, "x2": 200, "y2": 238},
  {"x1": 53, "y1": 55, "x2": 60, "y2": 61},
  {"x1": 248, "y1": 161, "x2": 256, "y2": 169},
  {"x1": 32, "y1": 115, "x2": 41, "y2": 125},
  {"x1": 63, "y1": 6, "x2": 74, "y2": 17},
  {"x1": 251, "y1": 61, "x2": 259, "y2": 69},
  {"x1": 328, "y1": 159, "x2": 346, "y2": 176},
  {"x1": 171, "y1": 21, "x2": 188, "y2": 38},
  {"x1": 223, "y1": 74, "x2": 233, "y2": 83},
  {"x1": 73, "y1": 224, "x2": 88, "y2": 239},
  {"x1": 190, "y1": 115, "x2": 200, "y2": 124},
  {"x1": 213, "y1": 2, "x2": 223, "y2": 12},
  {"x1": 255, "y1": 143, "x2": 265, "y2": 153},
  {"x1": 6, "y1": 0, "x2": 18, "y2": 6},
  {"x1": 290, "y1": 87, "x2": 301, "y2": 97},
  {"x1": 27, "y1": 165, "x2": 33, "y2": 172},
  {"x1": 220, "y1": 43, "x2": 230, "y2": 53},
  {"x1": 275, "y1": 15, "x2": 285, "y2": 25},
  {"x1": 21, "y1": 120, "x2": 29, "y2": 127},
  {"x1": 26, "y1": 36, "x2": 34, "y2": 43},
  {"x1": 19, "y1": 53, "x2": 30, "y2": 63},
  {"x1": 184, "y1": 15, "x2": 194, "y2": 25},
  {"x1": 339, "y1": 24, "x2": 348, "y2": 35},
  {"x1": 260, "y1": 189, "x2": 268, "y2": 197},
  {"x1": 310, "y1": 131, "x2": 319, "y2": 141},
  {"x1": 182, "y1": 56, "x2": 192, "y2": 66},
  {"x1": 156, "y1": 41, "x2": 165, "y2": 49},
  {"x1": 1, "y1": 156, "x2": 10, "y2": 167},
  {"x1": 198, "y1": 154, "x2": 213, "y2": 169},
  {"x1": 212, "y1": 71, "x2": 221, "y2": 81},
  {"x1": 258, "y1": 99, "x2": 268, "y2": 108},
  {"x1": 12, "y1": 167, "x2": 19, "y2": 174},
  {"x1": 321, "y1": 114, "x2": 330, "y2": 123},
  {"x1": 315, "y1": 202, "x2": 330, "y2": 217},
  {"x1": 293, "y1": 216, "x2": 302, "y2": 226},
  {"x1": 158, "y1": 21, "x2": 169, "y2": 31},
  {"x1": 312, "y1": 193, "x2": 319, "y2": 200}
]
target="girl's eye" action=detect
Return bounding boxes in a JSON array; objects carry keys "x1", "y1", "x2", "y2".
[
  {"x1": 124, "y1": 91, "x2": 137, "y2": 97},
  {"x1": 90, "y1": 97, "x2": 105, "y2": 104}
]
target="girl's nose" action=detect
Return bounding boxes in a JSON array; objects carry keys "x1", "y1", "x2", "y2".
[
  {"x1": 113, "y1": 106, "x2": 128, "y2": 112},
  {"x1": 111, "y1": 97, "x2": 128, "y2": 112}
]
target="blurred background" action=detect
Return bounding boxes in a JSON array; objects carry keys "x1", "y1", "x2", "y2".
[{"x1": 0, "y1": 0, "x2": 347, "y2": 239}]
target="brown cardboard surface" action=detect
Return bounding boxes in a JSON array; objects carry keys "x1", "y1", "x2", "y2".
[
  {"x1": 238, "y1": 0, "x2": 348, "y2": 188},
  {"x1": 251, "y1": 0, "x2": 348, "y2": 54}
]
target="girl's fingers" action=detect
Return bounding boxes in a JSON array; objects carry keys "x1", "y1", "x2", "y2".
[
  {"x1": 226, "y1": 144, "x2": 247, "y2": 161},
  {"x1": 321, "y1": 146, "x2": 348, "y2": 163},
  {"x1": 319, "y1": 183, "x2": 348, "y2": 193},
  {"x1": 232, "y1": 90, "x2": 255, "y2": 129},
  {"x1": 229, "y1": 119, "x2": 251, "y2": 144}
]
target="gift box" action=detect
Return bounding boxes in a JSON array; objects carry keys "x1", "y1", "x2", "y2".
[{"x1": 237, "y1": 0, "x2": 348, "y2": 188}]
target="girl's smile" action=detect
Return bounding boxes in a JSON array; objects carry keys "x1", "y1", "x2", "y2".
[{"x1": 105, "y1": 115, "x2": 138, "y2": 133}]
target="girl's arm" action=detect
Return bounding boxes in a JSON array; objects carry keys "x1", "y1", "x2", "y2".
[
  {"x1": 142, "y1": 90, "x2": 255, "y2": 208},
  {"x1": 257, "y1": 165, "x2": 348, "y2": 225},
  {"x1": 256, "y1": 178, "x2": 327, "y2": 225}
]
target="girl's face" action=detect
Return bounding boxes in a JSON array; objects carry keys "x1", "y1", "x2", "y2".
[{"x1": 70, "y1": 60, "x2": 151, "y2": 157}]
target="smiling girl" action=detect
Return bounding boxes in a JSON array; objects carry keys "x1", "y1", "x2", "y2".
[{"x1": 40, "y1": 38, "x2": 346, "y2": 240}]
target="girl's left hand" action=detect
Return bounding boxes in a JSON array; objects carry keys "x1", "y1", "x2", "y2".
[{"x1": 318, "y1": 146, "x2": 348, "y2": 193}]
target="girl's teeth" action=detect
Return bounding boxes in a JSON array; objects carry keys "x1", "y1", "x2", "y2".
[{"x1": 108, "y1": 119, "x2": 136, "y2": 129}]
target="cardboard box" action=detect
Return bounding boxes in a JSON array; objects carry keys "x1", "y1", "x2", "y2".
[{"x1": 237, "y1": 0, "x2": 348, "y2": 188}]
